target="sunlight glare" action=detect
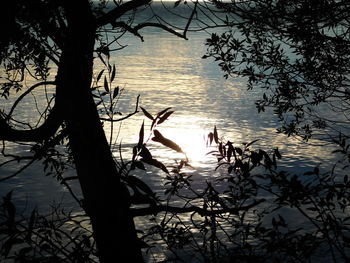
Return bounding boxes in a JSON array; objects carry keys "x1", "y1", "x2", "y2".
[{"x1": 159, "y1": 123, "x2": 211, "y2": 167}]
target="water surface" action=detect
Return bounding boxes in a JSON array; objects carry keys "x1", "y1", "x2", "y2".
[{"x1": 0, "y1": 2, "x2": 338, "y2": 212}]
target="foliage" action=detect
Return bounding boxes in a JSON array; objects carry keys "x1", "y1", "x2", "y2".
[
  {"x1": 1, "y1": 0, "x2": 350, "y2": 262},
  {"x1": 0, "y1": 0, "x2": 202, "y2": 261},
  {"x1": 133, "y1": 126, "x2": 350, "y2": 262},
  {"x1": 204, "y1": 0, "x2": 350, "y2": 142},
  {"x1": 0, "y1": 191, "x2": 96, "y2": 262},
  {"x1": 1, "y1": 107, "x2": 350, "y2": 262}
]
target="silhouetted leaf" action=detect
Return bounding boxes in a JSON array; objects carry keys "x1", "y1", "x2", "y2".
[
  {"x1": 142, "y1": 158, "x2": 169, "y2": 174},
  {"x1": 152, "y1": 130, "x2": 183, "y2": 153},
  {"x1": 245, "y1": 139, "x2": 259, "y2": 148},
  {"x1": 235, "y1": 147, "x2": 243, "y2": 156},
  {"x1": 140, "y1": 107, "x2": 154, "y2": 120},
  {"x1": 134, "y1": 161, "x2": 146, "y2": 170},
  {"x1": 156, "y1": 107, "x2": 172, "y2": 118},
  {"x1": 128, "y1": 175, "x2": 155, "y2": 197},
  {"x1": 112, "y1": 86, "x2": 119, "y2": 99},
  {"x1": 97, "y1": 52, "x2": 106, "y2": 66},
  {"x1": 157, "y1": 111, "x2": 174, "y2": 125},
  {"x1": 208, "y1": 132, "x2": 214, "y2": 145},
  {"x1": 274, "y1": 148, "x2": 282, "y2": 159},
  {"x1": 110, "y1": 64, "x2": 116, "y2": 82},
  {"x1": 214, "y1": 126, "x2": 219, "y2": 144},
  {"x1": 137, "y1": 121, "x2": 144, "y2": 150},
  {"x1": 96, "y1": 69, "x2": 104, "y2": 82},
  {"x1": 104, "y1": 76, "x2": 109, "y2": 93},
  {"x1": 174, "y1": 0, "x2": 181, "y2": 7},
  {"x1": 227, "y1": 145, "x2": 233, "y2": 162},
  {"x1": 150, "y1": 107, "x2": 172, "y2": 130},
  {"x1": 140, "y1": 145, "x2": 153, "y2": 161}
]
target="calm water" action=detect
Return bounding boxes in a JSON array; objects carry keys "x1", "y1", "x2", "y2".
[{"x1": 0, "y1": 2, "x2": 338, "y2": 212}]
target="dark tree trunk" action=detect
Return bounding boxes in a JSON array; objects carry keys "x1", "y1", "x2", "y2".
[{"x1": 55, "y1": 1, "x2": 144, "y2": 262}]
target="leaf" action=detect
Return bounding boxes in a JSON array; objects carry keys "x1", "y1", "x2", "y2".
[
  {"x1": 127, "y1": 176, "x2": 155, "y2": 197},
  {"x1": 227, "y1": 145, "x2": 233, "y2": 162},
  {"x1": 156, "y1": 107, "x2": 172, "y2": 119},
  {"x1": 213, "y1": 126, "x2": 219, "y2": 144},
  {"x1": 134, "y1": 161, "x2": 146, "y2": 170},
  {"x1": 140, "y1": 107, "x2": 154, "y2": 120},
  {"x1": 274, "y1": 148, "x2": 282, "y2": 159},
  {"x1": 174, "y1": 0, "x2": 181, "y2": 7},
  {"x1": 96, "y1": 69, "x2": 104, "y2": 82},
  {"x1": 208, "y1": 132, "x2": 214, "y2": 145},
  {"x1": 110, "y1": 64, "x2": 116, "y2": 82},
  {"x1": 152, "y1": 130, "x2": 183, "y2": 153},
  {"x1": 245, "y1": 139, "x2": 259, "y2": 148},
  {"x1": 140, "y1": 145, "x2": 153, "y2": 161},
  {"x1": 112, "y1": 86, "x2": 119, "y2": 99},
  {"x1": 137, "y1": 121, "x2": 144, "y2": 150},
  {"x1": 157, "y1": 111, "x2": 174, "y2": 125},
  {"x1": 104, "y1": 76, "x2": 109, "y2": 93},
  {"x1": 235, "y1": 147, "x2": 243, "y2": 156},
  {"x1": 97, "y1": 52, "x2": 106, "y2": 66},
  {"x1": 151, "y1": 107, "x2": 171, "y2": 130},
  {"x1": 142, "y1": 157, "x2": 169, "y2": 174}
]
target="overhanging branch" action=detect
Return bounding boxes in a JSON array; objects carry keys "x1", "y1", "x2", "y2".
[
  {"x1": 0, "y1": 104, "x2": 63, "y2": 142},
  {"x1": 131, "y1": 199, "x2": 266, "y2": 217},
  {"x1": 134, "y1": 22, "x2": 187, "y2": 40},
  {"x1": 95, "y1": 0, "x2": 152, "y2": 28},
  {"x1": 111, "y1": 1, "x2": 198, "y2": 41},
  {"x1": 7, "y1": 81, "x2": 56, "y2": 119}
]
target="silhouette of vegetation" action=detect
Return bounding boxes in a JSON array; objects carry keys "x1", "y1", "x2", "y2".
[
  {"x1": 1, "y1": 0, "x2": 350, "y2": 262},
  {"x1": 204, "y1": 0, "x2": 350, "y2": 144},
  {"x1": 0, "y1": 0, "x2": 201, "y2": 262}
]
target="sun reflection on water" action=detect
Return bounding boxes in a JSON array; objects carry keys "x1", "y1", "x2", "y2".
[{"x1": 159, "y1": 126, "x2": 210, "y2": 166}]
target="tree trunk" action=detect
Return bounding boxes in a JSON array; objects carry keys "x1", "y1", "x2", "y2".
[{"x1": 56, "y1": 1, "x2": 144, "y2": 262}]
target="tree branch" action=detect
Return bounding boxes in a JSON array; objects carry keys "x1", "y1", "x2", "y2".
[
  {"x1": 7, "y1": 81, "x2": 56, "y2": 119},
  {"x1": 0, "y1": 104, "x2": 63, "y2": 142},
  {"x1": 130, "y1": 199, "x2": 266, "y2": 217},
  {"x1": 109, "y1": 2, "x2": 198, "y2": 41},
  {"x1": 95, "y1": 0, "x2": 152, "y2": 28},
  {"x1": 134, "y1": 22, "x2": 187, "y2": 40},
  {"x1": 100, "y1": 95, "x2": 140, "y2": 122}
]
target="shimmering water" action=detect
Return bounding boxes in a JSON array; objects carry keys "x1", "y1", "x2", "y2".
[{"x1": 0, "y1": 2, "x2": 338, "y2": 212}]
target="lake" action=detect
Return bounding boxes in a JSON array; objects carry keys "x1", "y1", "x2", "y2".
[{"x1": 0, "y1": 0, "x2": 339, "y2": 230}]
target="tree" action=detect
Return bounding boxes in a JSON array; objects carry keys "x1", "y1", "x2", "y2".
[
  {"x1": 204, "y1": 0, "x2": 350, "y2": 144},
  {"x1": 3, "y1": 0, "x2": 349, "y2": 262},
  {"x1": 0, "y1": 0, "x2": 197, "y2": 261}
]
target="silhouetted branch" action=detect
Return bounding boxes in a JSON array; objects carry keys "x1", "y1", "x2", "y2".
[
  {"x1": 131, "y1": 199, "x2": 266, "y2": 217},
  {"x1": 109, "y1": 1, "x2": 198, "y2": 41},
  {"x1": 100, "y1": 95, "x2": 140, "y2": 122},
  {"x1": 7, "y1": 81, "x2": 56, "y2": 119},
  {"x1": 111, "y1": 21, "x2": 145, "y2": 41},
  {"x1": 95, "y1": 0, "x2": 152, "y2": 28},
  {"x1": 135, "y1": 22, "x2": 187, "y2": 39},
  {"x1": 183, "y1": 0, "x2": 198, "y2": 39},
  {"x1": 0, "y1": 105, "x2": 63, "y2": 142},
  {"x1": 0, "y1": 158, "x2": 36, "y2": 183}
]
